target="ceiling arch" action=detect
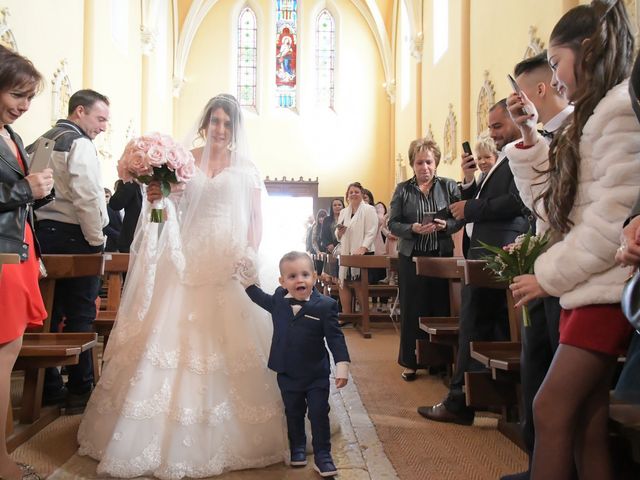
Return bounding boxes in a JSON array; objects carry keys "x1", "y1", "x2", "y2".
[{"x1": 173, "y1": 0, "x2": 393, "y2": 99}]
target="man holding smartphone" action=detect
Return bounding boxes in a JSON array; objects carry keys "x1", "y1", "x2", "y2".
[{"x1": 418, "y1": 99, "x2": 530, "y2": 426}]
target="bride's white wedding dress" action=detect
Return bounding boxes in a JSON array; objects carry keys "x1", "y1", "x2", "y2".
[{"x1": 78, "y1": 168, "x2": 289, "y2": 479}]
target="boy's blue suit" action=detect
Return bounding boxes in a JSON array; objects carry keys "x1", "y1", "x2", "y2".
[{"x1": 245, "y1": 285, "x2": 350, "y2": 457}]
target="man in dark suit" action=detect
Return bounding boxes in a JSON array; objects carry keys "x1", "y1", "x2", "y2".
[
  {"x1": 103, "y1": 188, "x2": 122, "y2": 252},
  {"x1": 418, "y1": 99, "x2": 529, "y2": 425},
  {"x1": 244, "y1": 251, "x2": 350, "y2": 478},
  {"x1": 108, "y1": 180, "x2": 142, "y2": 253}
]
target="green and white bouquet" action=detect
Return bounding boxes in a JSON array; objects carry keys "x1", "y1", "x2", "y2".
[{"x1": 479, "y1": 231, "x2": 551, "y2": 327}]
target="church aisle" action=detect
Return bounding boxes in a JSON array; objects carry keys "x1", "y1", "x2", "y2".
[
  {"x1": 343, "y1": 328, "x2": 528, "y2": 479},
  {"x1": 9, "y1": 343, "x2": 398, "y2": 479},
  {"x1": 9, "y1": 327, "x2": 527, "y2": 479}
]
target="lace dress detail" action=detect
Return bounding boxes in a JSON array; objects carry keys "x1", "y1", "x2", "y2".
[{"x1": 77, "y1": 170, "x2": 289, "y2": 479}]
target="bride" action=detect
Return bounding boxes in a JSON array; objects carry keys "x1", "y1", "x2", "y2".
[{"x1": 77, "y1": 94, "x2": 290, "y2": 479}]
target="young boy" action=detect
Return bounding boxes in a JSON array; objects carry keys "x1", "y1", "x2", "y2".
[{"x1": 243, "y1": 251, "x2": 350, "y2": 478}]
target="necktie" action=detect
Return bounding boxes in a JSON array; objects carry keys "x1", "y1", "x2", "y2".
[
  {"x1": 539, "y1": 129, "x2": 554, "y2": 140},
  {"x1": 288, "y1": 298, "x2": 307, "y2": 306}
]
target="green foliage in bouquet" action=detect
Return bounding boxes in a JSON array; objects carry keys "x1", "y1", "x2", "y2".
[{"x1": 478, "y1": 231, "x2": 551, "y2": 326}]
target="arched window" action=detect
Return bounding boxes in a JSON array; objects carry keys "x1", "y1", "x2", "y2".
[
  {"x1": 237, "y1": 6, "x2": 257, "y2": 109},
  {"x1": 315, "y1": 9, "x2": 335, "y2": 109}
]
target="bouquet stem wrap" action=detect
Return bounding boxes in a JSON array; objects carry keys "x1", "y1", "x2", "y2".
[{"x1": 150, "y1": 197, "x2": 165, "y2": 223}]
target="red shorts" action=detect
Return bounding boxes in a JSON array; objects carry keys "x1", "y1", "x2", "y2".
[{"x1": 559, "y1": 304, "x2": 634, "y2": 356}]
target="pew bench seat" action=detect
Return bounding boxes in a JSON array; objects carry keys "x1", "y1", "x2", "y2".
[{"x1": 8, "y1": 332, "x2": 97, "y2": 452}]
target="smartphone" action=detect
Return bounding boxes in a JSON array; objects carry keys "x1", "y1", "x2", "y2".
[
  {"x1": 421, "y1": 213, "x2": 435, "y2": 225},
  {"x1": 461, "y1": 141, "x2": 477, "y2": 169},
  {"x1": 507, "y1": 74, "x2": 531, "y2": 115}
]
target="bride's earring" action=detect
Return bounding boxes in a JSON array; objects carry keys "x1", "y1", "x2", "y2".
[{"x1": 227, "y1": 142, "x2": 236, "y2": 152}]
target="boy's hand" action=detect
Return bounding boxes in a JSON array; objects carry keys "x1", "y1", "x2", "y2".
[{"x1": 335, "y1": 378, "x2": 348, "y2": 388}]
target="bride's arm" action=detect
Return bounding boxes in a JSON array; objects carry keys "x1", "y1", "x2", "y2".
[{"x1": 248, "y1": 187, "x2": 263, "y2": 250}]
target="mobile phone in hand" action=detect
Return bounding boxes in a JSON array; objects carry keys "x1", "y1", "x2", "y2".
[
  {"x1": 507, "y1": 74, "x2": 531, "y2": 115},
  {"x1": 421, "y1": 213, "x2": 435, "y2": 225},
  {"x1": 461, "y1": 141, "x2": 476, "y2": 169}
]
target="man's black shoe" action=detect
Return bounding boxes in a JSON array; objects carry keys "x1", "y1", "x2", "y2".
[
  {"x1": 64, "y1": 388, "x2": 92, "y2": 415},
  {"x1": 417, "y1": 402, "x2": 474, "y2": 425},
  {"x1": 42, "y1": 386, "x2": 67, "y2": 406}
]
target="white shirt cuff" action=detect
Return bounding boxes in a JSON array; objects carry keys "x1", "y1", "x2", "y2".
[
  {"x1": 461, "y1": 179, "x2": 475, "y2": 189},
  {"x1": 336, "y1": 361, "x2": 350, "y2": 379}
]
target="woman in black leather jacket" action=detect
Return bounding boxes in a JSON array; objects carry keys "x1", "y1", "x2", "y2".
[
  {"x1": 389, "y1": 138, "x2": 463, "y2": 381},
  {"x1": 0, "y1": 45, "x2": 51, "y2": 480}
]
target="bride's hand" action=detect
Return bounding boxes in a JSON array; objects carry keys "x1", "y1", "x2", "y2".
[{"x1": 146, "y1": 181, "x2": 162, "y2": 203}]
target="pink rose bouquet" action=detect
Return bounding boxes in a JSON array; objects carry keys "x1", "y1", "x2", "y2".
[{"x1": 117, "y1": 133, "x2": 196, "y2": 222}]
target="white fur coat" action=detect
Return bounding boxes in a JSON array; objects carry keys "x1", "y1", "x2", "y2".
[{"x1": 505, "y1": 79, "x2": 640, "y2": 309}]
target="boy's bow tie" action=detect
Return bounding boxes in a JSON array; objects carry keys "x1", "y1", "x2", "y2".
[{"x1": 288, "y1": 298, "x2": 307, "y2": 306}]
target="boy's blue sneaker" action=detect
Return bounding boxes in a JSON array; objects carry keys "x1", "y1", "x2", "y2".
[
  {"x1": 313, "y1": 453, "x2": 338, "y2": 477},
  {"x1": 290, "y1": 448, "x2": 307, "y2": 467}
]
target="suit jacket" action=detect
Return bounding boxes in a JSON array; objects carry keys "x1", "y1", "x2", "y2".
[
  {"x1": 104, "y1": 206, "x2": 122, "y2": 252},
  {"x1": 462, "y1": 157, "x2": 530, "y2": 259},
  {"x1": 245, "y1": 285, "x2": 350, "y2": 381},
  {"x1": 109, "y1": 180, "x2": 142, "y2": 253}
]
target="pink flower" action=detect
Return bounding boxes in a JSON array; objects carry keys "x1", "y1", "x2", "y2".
[
  {"x1": 146, "y1": 145, "x2": 167, "y2": 167},
  {"x1": 176, "y1": 157, "x2": 196, "y2": 182},
  {"x1": 129, "y1": 151, "x2": 153, "y2": 177},
  {"x1": 158, "y1": 134, "x2": 174, "y2": 148},
  {"x1": 165, "y1": 148, "x2": 184, "y2": 170},
  {"x1": 117, "y1": 159, "x2": 134, "y2": 182},
  {"x1": 134, "y1": 138, "x2": 151, "y2": 153}
]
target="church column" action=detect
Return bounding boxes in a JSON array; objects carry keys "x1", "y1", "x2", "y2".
[
  {"x1": 460, "y1": 0, "x2": 470, "y2": 143},
  {"x1": 82, "y1": 0, "x2": 95, "y2": 87},
  {"x1": 140, "y1": 0, "x2": 173, "y2": 134}
]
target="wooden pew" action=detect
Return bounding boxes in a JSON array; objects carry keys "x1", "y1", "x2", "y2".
[
  {"x1": 6, "y1": 255, "x2": 104, "y2": 450},
  {"x1": 38, "y1": 254, "x2": 105, "y2": 332},
  {"x1": 0, "y1": 253, "x2": 20, "y2": 275},
  {"x1": 415, "y1": 257, "x2": 465, "y2": 372},
  {"x1": 337, "y1": 254, "x2": 398, "y2": 338},
  {"x1": 8, "y1": 332, "x2": 97, "y2": 451},
  {"x1": 459, "y1": 259, "x2": 524, "y2": 449},
  {"x1": 95, "y1": 253, "x2": 130, "y2": 348}
]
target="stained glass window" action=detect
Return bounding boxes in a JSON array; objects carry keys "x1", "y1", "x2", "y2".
[
  {"x1": 316, "y1": 9, "x2": 335, "y2": 109},
  {"x1": 237, "y1": 7, "x2": 257, "y2": 109},
  {"x1": 275, "y1": 0, "x2": 298, "y2": 109}
]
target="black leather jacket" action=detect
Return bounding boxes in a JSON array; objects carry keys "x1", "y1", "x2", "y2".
[
  {"x1": 0, "y1": 126, "x2": 49, "y2": 261},
  {"x1": 389, "y1": 175, "x2": 464, "y2": 257}
]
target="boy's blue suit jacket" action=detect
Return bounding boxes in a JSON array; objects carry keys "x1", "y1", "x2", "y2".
[{"x1": 246, "y1": 285, "x2": 350, "y2": 379}]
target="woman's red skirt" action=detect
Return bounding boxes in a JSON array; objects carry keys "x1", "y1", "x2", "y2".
[
  {"x1": 559, "y1": 303, "x2": 634, "y2": 356},
  {"x1": 0, "y1": 226, "x2": 46, "y2": 344}
]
